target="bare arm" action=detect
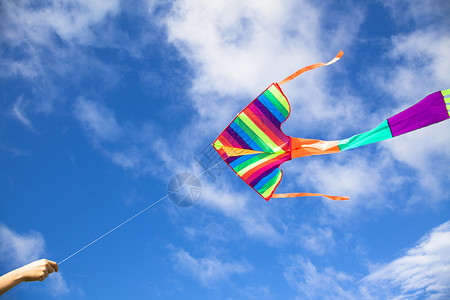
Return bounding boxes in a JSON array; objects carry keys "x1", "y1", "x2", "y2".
[{"x1": 0, "y1": 259, "x2": 58, "y2": 296}]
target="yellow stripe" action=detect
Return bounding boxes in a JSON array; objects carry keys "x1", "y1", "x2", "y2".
[
  {"x1": 212, "y1": 141, "x2": 223, "y2": 151},
  {"x1": 220, "y1": 147, "x2": 265, "y2": 157},
  {"x1": 442, "y1": 89, "x2": 450, "y2": 97},
  {"x1": 268, "y1": 85, "x2": 289, "y2": 114},
  {"x1": 240, "y1": 112, "x2": 279, "y2": 152},
  {"x1": 237, "y1": 153, "x2": 282, "y2": 176}
]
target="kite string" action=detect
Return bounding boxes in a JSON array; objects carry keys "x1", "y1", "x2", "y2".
[{"x1": 58, "y1": 160, "x2": 223, "y2": 265}]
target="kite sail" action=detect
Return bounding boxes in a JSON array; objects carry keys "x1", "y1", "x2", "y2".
[{"x1": 213, "y1": 51, "x2": 450, "y2": 201}]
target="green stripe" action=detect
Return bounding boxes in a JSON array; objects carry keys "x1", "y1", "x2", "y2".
[
  {"x1": 442, "y1": 89, "x2": 450, "y2": 97},
  {"x1": 268, "y1": 85, "x2": 290, "y2": 113},
  {"x1": 445, "y1": 97, "x2": 450, "y2": 104},
  {"x1": 259, "y1": 171, "x2": 282, "y2": 198},
  {"x1": 233, "y1": 155, "x2": 262, "y2": 173},
  {"x1": 339, "y1": 119, "x2": 393, "y2": 151},
  {"x1": 234, "y1": 117, "x2": 273, "y2": 153},
  {"x1": 239, "y1": 112, "x2": 279, "y2": 152},
  {"x1": 234, "y1": 153, "x2": 279, "y2": 175},
  {"x1": 264, "y1": 89, "x2": 289, "y2": 118}
]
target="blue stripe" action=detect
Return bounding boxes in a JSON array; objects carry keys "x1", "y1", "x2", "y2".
[
  {"x1": 257, "y1": 93, "x2": 286, "y2": 124},
  {"x1": 253, "y1": 168, "x2": 280, "y2": 191},
  {"x1": 253, "y1": 99, "x2": 281, "y2": 129},
  {"x1": 228, "y1": 154, "x2": 258, "y2": 170},
  {"x1": 230, "y1": 121, "x2": 264, "y2": 152}
]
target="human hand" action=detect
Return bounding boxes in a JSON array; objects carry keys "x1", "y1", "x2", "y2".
[
  {"x1": 0, "y1": 259, "x2": 59, "y2": 295},
  {"x1": 16, "y1": 259, "x2": 59, "y2": 282}
]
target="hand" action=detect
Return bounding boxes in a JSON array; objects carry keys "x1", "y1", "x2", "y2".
[
  {"x1": 0, "y1": 259, "x2": 59, "y2": 295},
  {"x1": 17, "y1": 259, "x2": 59, "y2": 282}
]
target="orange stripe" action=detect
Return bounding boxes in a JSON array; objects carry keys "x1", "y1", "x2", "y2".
[{"x1": 290, "y1": 137, "x2": 341, "y2": 158}]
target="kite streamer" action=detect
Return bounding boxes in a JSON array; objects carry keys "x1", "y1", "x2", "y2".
[{"x1": 213, "y1": 51, "x2": 449, "y2": 201}]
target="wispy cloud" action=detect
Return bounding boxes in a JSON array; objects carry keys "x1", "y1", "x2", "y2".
[
  {"x1": 361, "y1": 221, "x2": 450, "y2": 299},
  {"x1": 73, "y1": 98, "x2": 184, "y2": 178},
  {"x1": 0, "y1": 224, "x2": 45, "y2": 265},
  {"x1": 0, "y1": 0, "x2": 123, "y2": 114},
  {"x1": 281, "y1": 221, "x2": 450, "y2": 299},
  {"x1": 74, "y1": 98, "x2": 124, "y2": 142},
  {"x1": 11, "y1": 96, "x2": 34, "y2": 131},
  {"x1": 283, "y1": 256, "x2": 355, "y2": 300},
  {"x1": 171, "y1": 247, "x2": 250, "y2": 285},
  {"x1": 298, "y1": 225, "x2": 335, "y2": 255}
]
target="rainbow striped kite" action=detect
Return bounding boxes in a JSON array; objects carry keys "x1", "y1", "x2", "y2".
[{"x1": 213, "y1": 51, "x2": 450, "y2": 201}]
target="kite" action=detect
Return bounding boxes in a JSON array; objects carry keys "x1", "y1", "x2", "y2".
[{"x1": 212, "y1": 51, "x2": 450, "y2": 201}]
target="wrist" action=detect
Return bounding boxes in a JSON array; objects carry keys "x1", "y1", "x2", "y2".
[{"x1": 9, "y1": 268, "x2": 25, "y2": 284}]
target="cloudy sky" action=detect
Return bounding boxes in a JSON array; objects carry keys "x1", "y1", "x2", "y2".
[{"x1": 1, "y1": 0, "x2": 449, "y2": 299}]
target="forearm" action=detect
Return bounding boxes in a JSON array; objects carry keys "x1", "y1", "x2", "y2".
[{"x1": 0, "y1": 269, "x2": 24, "y2": 296}]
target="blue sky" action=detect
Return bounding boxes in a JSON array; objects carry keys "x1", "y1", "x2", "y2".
[{"x1": 1, "y1": 0, "x2": 449, "y2": 299}]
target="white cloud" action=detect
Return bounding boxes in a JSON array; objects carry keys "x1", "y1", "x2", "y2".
[
  {"x1": 381, "y1": 0, "x2": 450, "y2": 27},
  {"x1": 11, "y1": 96, "x2": 34, "y2": 131},
  {"x1": 361, "y1": 221, "x2": 450, "y2": 299},
  {"x1": 171, "y1": 247, "x2": 250, "y2": 285},
  {"x1": 0, "y1": 224, "x2": 45, "y2": 265},
  {"x1": 0, "y1": 0, "x2": 120, "y2": 47},
  {"x1": 0, "y1": 224, "x2": 70, "y2": 296},
  {"x1": 282, "y1": 221, "x2": 450, "y2": 299},
  {"x1": 283, "y1": 256, "x2": 355, "y2": 300},
  {"x1": 299, "y1": 225, "x2": 335, "y2": 255},
  {"x1": 0, "y1": 0, "x2": 124, "y2": 114},
  {"x1": 74, "y1": 98, "x2": 124, "y2": 142},
  {"x1": 73, "y1": 98, "x2": 186, "y2": 178},
  {"x1": 199, "y1": 180, "x2": 281, "y2": 242},
  {"x1": 160, "y1": 0, "x2": 365, "y2": 140}
]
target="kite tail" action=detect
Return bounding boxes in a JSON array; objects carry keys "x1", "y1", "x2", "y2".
[
  {"x1": 338, "y1": 89, "x2": 450, "y2": 151},
  {"x1": 272, "y1": 192, "x2": 349, "y2": 201},
  {"x1": 278, "y1": 51, "x2": 344, "y2": 85}
]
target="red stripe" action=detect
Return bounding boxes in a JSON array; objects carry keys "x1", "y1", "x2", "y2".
[
  {"x1": 241, "y1": 153, "x2": 290, "y2": 181},
  {"x1": 217, "y1": 148, "x2": 229, "y2": 159},
  {"x1": 218, "y1": 134, "x2": 234, "y2": 148},
  {"x1": 221, "y1": 130, "x2": 244, "y2": 149}
]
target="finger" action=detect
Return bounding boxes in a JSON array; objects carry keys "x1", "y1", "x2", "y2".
[
  {"x1": 47, "y1": 260, "x2": 59, "y2": 272},
  {"x1": 45, "y1": 262, "x2": 55, "y2": 274}
]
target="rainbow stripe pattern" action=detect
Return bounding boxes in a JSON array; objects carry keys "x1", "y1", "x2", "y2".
[{"x1": 213, "y1": 83, "x2": 292, "y2": 199}]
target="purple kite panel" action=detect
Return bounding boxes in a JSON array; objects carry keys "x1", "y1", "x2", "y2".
[{"x1": 387, "y1": 91, "x2": 449, "y2": 137}]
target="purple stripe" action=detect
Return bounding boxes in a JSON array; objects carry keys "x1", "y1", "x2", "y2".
[
  {"x1": 222, "y1": 130, "x2": 242, "y2": 148},
  {"x1": 249, "y1": 166, "x2": 278, "y2": 187},
  {"x1": 253, "y1": 99, "x2": 282, "y2": 129},
  {"x1": 226, "y1": 156, "x2": 240, "y2": 164},
  {"x1": 388, "y1": 91, "x2": 449, "y2": 137},
  {"x1": 225, "y1": 126, "x2": 251, "y2": 149},
  {"x1": 247, "y1": 102, "x2": 291, "y2": 148}
]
